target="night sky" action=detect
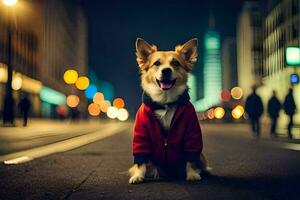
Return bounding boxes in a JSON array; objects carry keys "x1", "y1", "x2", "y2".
[{"x1": 83, "y1": 0, "x2": 245, "y2": 114}]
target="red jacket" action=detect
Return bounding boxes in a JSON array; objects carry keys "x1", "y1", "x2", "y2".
[{"x1": 132, "y1": 91, "x2": 203, "y2": 175}]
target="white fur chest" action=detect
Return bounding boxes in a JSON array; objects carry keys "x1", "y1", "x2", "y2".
[{"x1": 154, "y1": 105, "x2": 177, "y2": 131}]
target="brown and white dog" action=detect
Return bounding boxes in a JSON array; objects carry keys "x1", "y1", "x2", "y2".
[{"x1": 129, "y1": 38, "x2": 209, "y2": 184}]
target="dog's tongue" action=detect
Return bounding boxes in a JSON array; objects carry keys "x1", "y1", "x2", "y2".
[{"x1": 160, "y1": 82, "x2": 172, "y2": 90}]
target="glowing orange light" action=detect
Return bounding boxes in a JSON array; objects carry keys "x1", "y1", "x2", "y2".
[
  {"x1": 88, "y1": 103, "x2": 101, "y2": 116},
  {"x1": 231, "y1": 87, "x2": 243, "y2": 100},
  {"x1": 67, "y1": 95, "x2": 80, "y2": 108},
  {"x1": 2, "y1": 0, "x2": 18, "y2": 7},
  {"x1": 75, "y1": 76, "x2": 89, "y2": 90},
  {"x1": 214, "y1": 107, "x2": 225, "y2": 119},
  {"x1": 113, "y1": 98, "x2": 125, "y2": 109},
  {"x1": 99, "y1": 100, "x2": 111, "y2": 112},
  {"x1": 207, "y1": 108, "x2": 215, "y2": 119},
  {"x1": 232, "y1": 105, "x2": 245, "y2": 119},
  {"x1": 93, "y1": 92, "x2": 104, "y2": 104}
]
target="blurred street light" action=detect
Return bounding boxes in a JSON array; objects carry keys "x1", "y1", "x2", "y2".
[
  {"x1": 107, "y1": 106, "x2": 118, "y2": 119},
  {"x1": 231, "y1": 87, "x2": 243, "y2": 100},
  {"x1": 117, "y1": 108, "x2": 129, "y2": 121},
  {"x1": 113, "y1": 98, "x2": 125, "y2": 109},
  {"x1": 232, "y1": 105, "x2": 245, "y2": 119},
  {"x1": 11, "y1": 74, "x2": 22, "y2": 90},
  {"x1": 214, "y1": 107, "x2": 225, "y2": 119},
  {"x1": 75, "y1": 76, "x2": 89, "y2": 90},
  {"x1": 93, "y1": 92, "x2": 104, "y2": 104},
  {"x1": 63, "y1": 69, "x2": 78, "y2": 84},
  {"x1": 207, "y1": 108, "x2": 215, "y2": 119},
  {"x1": 290, "y1": 73, "x2": 299, "y2": 85},
  {"x1": 99, "y1": 100, "x2": 110, "y2": 112},
  {"x1": 88, "y1": 103, "x2": 101, "y2": 116},
  {"x1": 286, "y1": 46, "x2": 300, "y2": 66},
  {"x1": 84, "y1": 84, "x2": 97, "y2": 99},
  {"x1": 2, "y1": 0, "x2": 18, "y2": 125},
  {"x1": 2, "y1": 0, "x2": 18, "y2": 7},
  {"x1": 67, "y1": 95, "x2": 80, "y2": 108},
  {"x1": 221, "y1": 89, "x2": 231, "y2": 102}
]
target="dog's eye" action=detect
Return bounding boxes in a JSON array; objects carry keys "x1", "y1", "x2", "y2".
[
  {"x1": 171, "y1": 59, "x2": 180, "y2": 67},
  {"x1": 154, "y1": 60, "x2": 161, "y2": 66}
]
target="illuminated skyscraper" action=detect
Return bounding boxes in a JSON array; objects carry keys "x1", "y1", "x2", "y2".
[{"x1": 194, "y1": 15, "x2": 222, "y2": 112}]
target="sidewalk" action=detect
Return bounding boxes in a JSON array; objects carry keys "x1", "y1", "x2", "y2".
[
  {"x1": 201, "y1": 121, "x2": 300, "y2": 144},
  {"x1": 0, "y1": 119, "x2": 117, "y2": 155}
]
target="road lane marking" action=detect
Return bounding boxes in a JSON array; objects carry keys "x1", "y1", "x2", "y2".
[
  {"x1": 276, "y1": 143, "x2": 300, "y2": 151},
  {"x1": 1, "y1": 123, "x2": 127, "y2": 164},
  {"x1": 4, "y1": 156, "x2": 33, "y2": 164}
]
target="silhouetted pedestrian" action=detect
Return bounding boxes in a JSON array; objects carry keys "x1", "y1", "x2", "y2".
[
  {"x1": 19, "y1": 94, "x2": 31, "y2": 126},
  {"x1": 267, "y1": 90, "x2": 281, "y2": 137},
  {"x1": 70, "y1": 107, "x2": 80, "y2": 121},
  {"x1": 283, "y1": 88, "x2": 296, "y2": 139},
  {"x1": 245, "y1": 86, "x2": 264, "y2": 138}
]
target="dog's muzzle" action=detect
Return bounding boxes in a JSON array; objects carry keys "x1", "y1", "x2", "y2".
[{"x1": 156, "y1": 78, "x2": 176, "y2": 90}]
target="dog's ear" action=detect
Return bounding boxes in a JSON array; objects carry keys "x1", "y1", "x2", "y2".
[
  {"x1": 136, "y1": 38, "x2": 157, "y2": 69},
  {"x1": 175, "y1": 38, "x2": 198, "y2": 70}
]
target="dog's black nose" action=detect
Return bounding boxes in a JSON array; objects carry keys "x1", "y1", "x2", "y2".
[{"x1": 161, "y1": 68, "x2": 172, "y2": 77}]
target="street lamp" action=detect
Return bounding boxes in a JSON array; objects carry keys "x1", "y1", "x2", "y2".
[
  {"x1": 2, "y1": 0, "x2": 18, "y2": 7},
  {"x1": 2, "y1": 0, "x2": 18, "y2": 125}
]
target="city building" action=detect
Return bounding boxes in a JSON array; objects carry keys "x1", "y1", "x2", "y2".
[
  {"x1": 259, "y1": 0, "x2": 300, "y2": 131},
  {"x1": 0, "y1": 0, "x2": 88, "y2": 118},
  {"x1": 194, "y1": 32, "x2": 222, "y2": 111},
  {"x1": 193, "y1": 14, "x2": 222, "y2": 112},
  {"x1": 222, "y1": 37, "x2": 238, "y2": 90},
  {"x1": 236, "y1": 1, "x2": 263, "y2": 97}
]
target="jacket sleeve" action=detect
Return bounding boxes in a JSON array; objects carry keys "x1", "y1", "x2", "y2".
[
  {"x1": 132, "y1": 106, "x2": 151, "y2": 164},
  {"x1": 184, "y1": 104, "x2": 203, "y2": 162}
]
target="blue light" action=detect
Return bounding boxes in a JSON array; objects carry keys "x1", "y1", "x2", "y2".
[
  {"x1": 290, "y1": 74, "x2": 299, "y2": 84},
  {"x1": 85, "y1": 84, "x2": 97, "y2": 99}
]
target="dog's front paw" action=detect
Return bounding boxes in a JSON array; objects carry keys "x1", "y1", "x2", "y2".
[
  {"x1": 186, "y1": 171, "x2": 202, "y2": 181},
  {"x1": 129, "y1": 174, "x2": 144, "y2": 184}
]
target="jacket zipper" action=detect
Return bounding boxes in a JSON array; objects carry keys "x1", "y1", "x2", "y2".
[{"x1": 164, "y1": 137, "x2": 168, "y2": 169}]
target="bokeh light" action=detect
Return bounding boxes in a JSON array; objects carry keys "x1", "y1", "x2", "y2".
[
  {"x1": 2, "y1": 0, "x2": 18, "y2": 6},
  {"x1": 117, "y1": 108, "x2": 129, "y2": 121},
  {"x1": 93, "y1": 92, "x2": 104, "y2": 104},
  {"x1": 66, "y1": 95, "x2": 80, "y2": 108},
  {"x1": 232, "y1": 105, "x2": 245, "y2": 119},
  {"x1": 63, "y1": 69, "x2": 78, "y2": 84},
  {"x1": 231, "y1": 87, "x2": 243, "y2": 100},
  {"x1": 88, "y1": 103, "x2": 101, "y2": 116},
  {"x1": 221, "y1": 89, "x2": 231, "y2": 102},
  {"x1": 207, "y1": 108, "x2": 215, "y2": 119},
  {"x1": 113, "y1": 98, "x2": 125, "y2": 109},
  {"x1": 75, "y1": 76, "x2": 89, "y2": 90},
  {"x1": 107, "y1": 106, "x2": 118, "y2": 119},
  {"x1": 214, "y1": 107, "x2": 225, "y2": 119},
  {"x1": 12, "y1": 75, "x2": 22, "y2": 90},
  {"x1": 84, "y1": 84, "x2": 97, "y2": 99},
  {"x1": 100, "y1": 100, "x2": 111, "y2": 112}
]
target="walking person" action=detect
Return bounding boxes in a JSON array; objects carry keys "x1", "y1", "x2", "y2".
[
  {"x1": 19, "y1": 94, "x2": 31, "y2": 127},
  {"x1": 245, "y1": 86, "x2": 264, "y2": 138},
  {"x1": 283, "y1": 88, "x2": 297, "y2": 139},
  {"x1": 267, "y1": 90, "x2": 281, "y2": 137}
]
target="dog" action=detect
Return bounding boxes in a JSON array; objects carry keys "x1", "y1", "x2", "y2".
[{"x1": 129, "y1": 38, "x2": 209, "y2": 184}]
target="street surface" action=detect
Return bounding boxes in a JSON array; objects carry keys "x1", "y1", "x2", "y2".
[{"x1": 0, "y1": 120, "x2": 300, "y2": 200}]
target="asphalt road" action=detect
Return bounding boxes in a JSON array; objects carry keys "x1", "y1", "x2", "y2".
[{"x1": 1, "y1": 121, "x2": 300, "y2": 200}]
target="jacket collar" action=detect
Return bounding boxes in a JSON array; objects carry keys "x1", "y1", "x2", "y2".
[{"x1": 142, "y1": 90, "x2": 190, "y2": 110}]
